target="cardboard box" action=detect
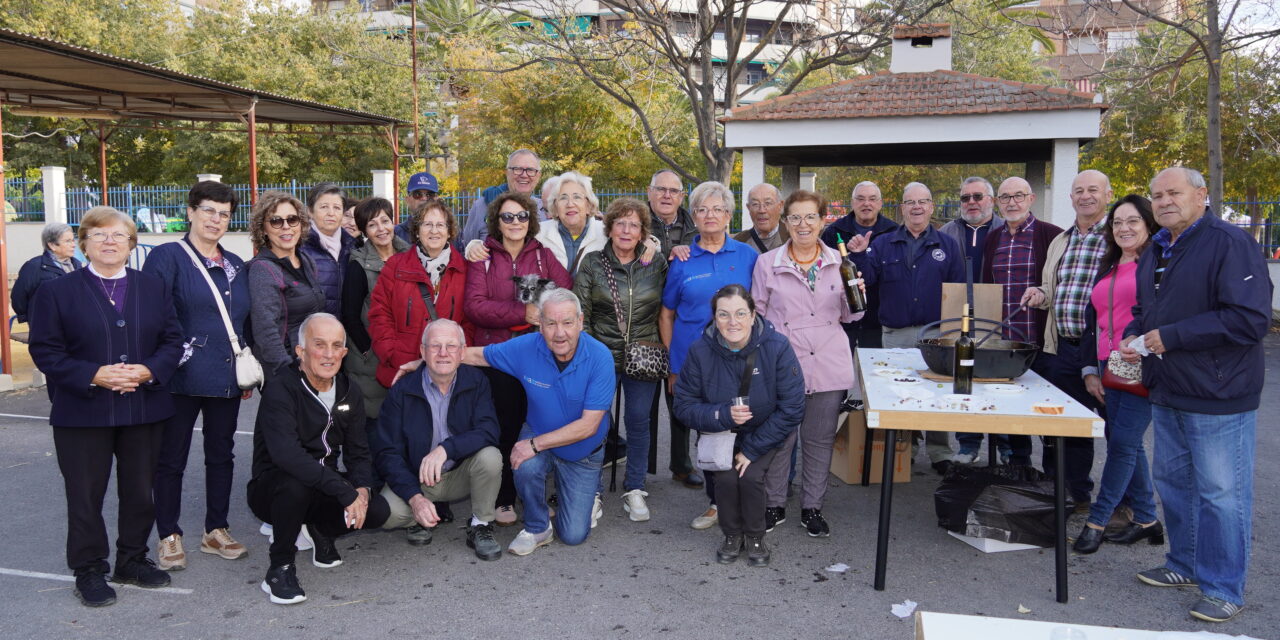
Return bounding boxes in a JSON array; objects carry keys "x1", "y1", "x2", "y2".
[
  {"x1": 939, "y1": 282, "x2": 1003, "y2": 337},
  {"x1": 830, "y1": 410, "x2": 911, "y2": 484}
]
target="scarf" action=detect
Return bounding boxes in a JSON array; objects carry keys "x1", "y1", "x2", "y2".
[
  {"x1": 313, "y1": 223, "x2": 343, "y2": 261},
  {"x1": 417, "y1": 244, "x2": 451, "y2": 288}
]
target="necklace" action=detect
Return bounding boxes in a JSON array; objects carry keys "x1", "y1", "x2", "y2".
[
  {"x1": 97, "y1": 273, "x2": 122, "y2": 305},
  {"x1": 788, "y1": 244, "x2": 820, "y2": 266}
]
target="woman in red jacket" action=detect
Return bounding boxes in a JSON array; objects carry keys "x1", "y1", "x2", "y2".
[
  {"x1": 368, "y1": 200, "x2": 472, "y2": 390},
  {"x1": 463, "y1": 191, "x2": 572, "y2": 526}
]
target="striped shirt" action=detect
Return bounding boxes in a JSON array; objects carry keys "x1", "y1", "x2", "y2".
[
  {"x1": 1052, "y1": 219, "x2": 1107, "y2": 339},
  {"x1": 992, "y1": 216, "x2": 1038, "y2": 341}
]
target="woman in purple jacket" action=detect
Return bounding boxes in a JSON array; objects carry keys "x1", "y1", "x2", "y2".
[
  {"x1": 463, "y1": 192, "x2": 572, "y2": 526},
  {"x1": 751, "y1": 190, "x2": 863, "y2": 538}
]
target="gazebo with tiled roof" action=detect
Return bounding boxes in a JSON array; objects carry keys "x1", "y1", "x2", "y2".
[{"x1": 722, "y1": 24, "x2": 1107, "y2": 230}]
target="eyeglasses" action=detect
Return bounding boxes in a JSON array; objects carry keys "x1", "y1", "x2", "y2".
[
  {"x1": 419, "y1": 221, "x2": 449, "y2": 231},
  {"x1": 694, "y1": 206, "x2": 730, "y2": 217},
  {"x1": 958, "y1": 194, "x2": 986, "y2": 203},
  {"x1": 650, "y1": 186, "x2": 683, "y2": 197},
  {"x1": 195, "y1": 205, "x2": 233, "y2": 221},
  {"x1": 425, "y1": 343, "x2": 462, "y2": 353},
  {"x1": 997, "y1": 193, "x2": 1029, "y2": 204},
  {"x1": 747, "y1": 199, "x2": 778, "y2": 210},
  {"x1": 715, "y1": 309, "x2": 752, "y2": 321},
  {"x1": 87, "y1": 231, "x2": 130, "y2": 244},
  {"x1": 1112, "y1": 217, "x2": 1146, "y2": 229},
  {"x1": 507, "y1": 166, "x2": 540, "y2": 177},
  {"x1": 901, "y1": 199, "x2": 933, "y2": 207},
  {"x1": 557, "y1": 194, "x2": 587, "y2": 204},
  {"x1": 853, "y1": 196, "x2": 881, "y2": 203},
  {"x1": 410, "y1": 190, "x2": 437, "y2": 200},
  {"x1": 499, "y1": 211, "x2": 531, "y2": 224},
  {"x1": 785, "y1": 213, "x2": 821, "y2": 225},
  {"x1": 267, "y1": 215, "x2": 302, "y2": 229}
]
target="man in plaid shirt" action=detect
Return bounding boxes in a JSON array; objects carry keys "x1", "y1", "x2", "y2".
[{"x1": 1021, "y1": 170, "x2": 1112, "y2": 509}]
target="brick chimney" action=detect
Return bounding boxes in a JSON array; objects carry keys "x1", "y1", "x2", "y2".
[{"x1": 890, "y1": 24, "x2": 953, "y2": 73}]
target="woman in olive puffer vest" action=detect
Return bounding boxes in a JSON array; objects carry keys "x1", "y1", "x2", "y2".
[{"x1": 573, "y1": 198, "x2": 668, "y2": 522}]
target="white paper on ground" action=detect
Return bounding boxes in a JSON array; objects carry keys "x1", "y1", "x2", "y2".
[
  {"x1": 891, "y1": 600, "x2": 918, "y2": 618},
  {"x1": 824, "y1": 562, "x2": 849, "y2": 573}
]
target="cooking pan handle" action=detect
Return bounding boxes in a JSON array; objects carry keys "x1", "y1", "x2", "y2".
[{"x1": 915, "y1": 316, "x2": 1032, "y2": 345}]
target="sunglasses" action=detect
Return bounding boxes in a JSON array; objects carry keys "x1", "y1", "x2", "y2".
[
  {"x1": 268, "y1": 215, "x2": 302, "y2": 230},
  {"x1": 410, "y1": 190, "x2": 436, "y2": 200},
  {"x1": 959, "y1": 194, "x2": 986, "y2": 203},
  {"x1": 499, "y1": 211, "x2": 531, "y2": 224}
]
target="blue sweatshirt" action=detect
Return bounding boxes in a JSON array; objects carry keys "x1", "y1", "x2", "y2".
[{"x1": 851, "y1": 225, "x2": 965, "y2": 329}]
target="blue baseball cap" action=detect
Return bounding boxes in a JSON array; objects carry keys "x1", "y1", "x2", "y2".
[{"x1": 407, "y1": 172, "x2": 439, "y2": 194}]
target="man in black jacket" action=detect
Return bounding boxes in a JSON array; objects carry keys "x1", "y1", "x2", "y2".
[
  {"x1": 247, "y1": 313, "x2": 390, "y2": 605},
  {"x1": 374, "y1": 319, "x2": 503, "y2": 561}
]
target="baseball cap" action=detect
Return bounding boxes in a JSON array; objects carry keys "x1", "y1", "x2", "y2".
[{"x1": 407, "y1": 172, "x2": 439, "y2": 194}]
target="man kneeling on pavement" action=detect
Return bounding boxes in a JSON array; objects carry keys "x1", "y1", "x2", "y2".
[
  {"x1": 248, "y1": 313, "x2": 391, "y2": 605},
  {"x1": 373, "y1": 318, "x2": 504, "y2": 560}
]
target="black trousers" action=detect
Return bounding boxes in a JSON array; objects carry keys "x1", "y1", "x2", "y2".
[
  {"x1": 484, "y1": 367, "x2": 527, "y2": 507},
  {"x1": 713, "y1": 447, "x2": 778, "y2": 537},
  {"x1": 53, "y1": 423, "x2": 163, "y2": 575},
  {"x1": 153, "y1": 394, "x2": 242, "y2": 538},
  {"x1": 1034, "y1": 340, "x2": 1098, "y2": 502},
  {"x1": 247, "y1": 469, "x2": 390, "y2": 567}
]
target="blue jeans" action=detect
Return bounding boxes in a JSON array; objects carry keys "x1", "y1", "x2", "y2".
[
  {"x1": 514, "y1": 425, "x2": 604, "y2": 546},
  {"x1": 1087, "y1": 381, "x2": 1157, "y2": 527},
  {"x1": 1152, "y1": 405, "x2": 1255, "y2": 606},
  {"x1": 620, "y1": 376, "x2": 657, "y2": 492}
]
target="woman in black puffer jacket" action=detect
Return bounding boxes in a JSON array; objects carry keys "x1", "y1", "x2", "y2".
[{"x1": 674, "y1": 284, "x2": 803, "y2": 567}]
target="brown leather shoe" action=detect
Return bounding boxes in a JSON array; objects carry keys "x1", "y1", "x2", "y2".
[{"x1": 201, "y1": 528, "x2": 248, "y2": 560}]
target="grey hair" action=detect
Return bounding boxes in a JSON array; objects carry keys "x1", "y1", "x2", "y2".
[
  {"x1": 297, "y1": 312, "x2": 344, "y2": 346},
  {"x1": 540, "y1": 175, "x2": 561, "y2": 204},
  {"x1": 650, "y1": 169, "x2": 683, "y2": 188},
  {"x1": 961, "y1": 177, "x2": 993, "y2": 196},
  {"x1": 41, "y1": 222, "x2": 74, "y2": 249},
  {"x1": 1151, "y1": 167, "x2": 1206, "y2": 191},
  {"x1": 421, "y1": 318, "x2": 467, "y2": 347},
  {"x1": 852, "y1": 181, "x2": 881, "y2": 200},
  {"x1": 537, "y1": 287, "x2": 582, "y2": 316},
  {"x1": 903, "y1": 182, "x2": 932, "y2": 199},
  {"x1": 747, "y1": 183, "x2": 781, "y2": 201},
  {"x1": 689, "y1": 181, "x2": 735, "y2": 214},
  {"x1": 507, "y1": 148, "x2": 540, "y2": 165},
  {"x1": 548, "y1": 171, "x2": 600, "y2": 216}
]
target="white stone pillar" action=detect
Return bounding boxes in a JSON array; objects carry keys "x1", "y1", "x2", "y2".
[
  {"x1": 1049, "y1": 139, "x2": 1080, "y2": 229},
  {"x1": 1025, "y1": 161, "x2": 1047, "y2": 218},
  {"x1": 800, "y1": 172, "x2": 816, "y2": 192},
  {"x1": 781, "y1": 165, "x2": 800, "y2": 197},
  {"x1": 371, "y1": 170, "x2": 395, "y2": 201},
  {"x1": 41, "y1": 166, "x2": 67, "y2": 225},
  {"x1": 740, "y1": 148, "x2": 765, "y2": 231},
  {"x1": 196, "y1": 173, "x2": 223, "y2": 183}
]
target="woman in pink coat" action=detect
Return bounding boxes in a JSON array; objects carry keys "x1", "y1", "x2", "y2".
[
  {"x1": 463, "y1": 192, "x2": 572, "y2": 526},
  {"x1": 750, "y1": 190, "x2": 863, "y2": 539}
]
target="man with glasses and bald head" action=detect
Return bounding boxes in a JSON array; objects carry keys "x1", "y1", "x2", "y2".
[
  {"x1": 733, "y1": 183, "x2": 789, "y2": 253},
  {"x1": 461, "y1": 149, "x2": 544, "y2": 246}
]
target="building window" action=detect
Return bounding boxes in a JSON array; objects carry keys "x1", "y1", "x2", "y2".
[
  {"x1": 745, "y1": 65, "x2": 766, "y2": 85},
  {"x1": 1067, "y1": 33, "x2": 1102, "y2": 55},
  {"x1": 1108, "y1": 30, "x2": 1139, "y2": 50},
  {"x1": 744, "y1": 29, "x2": 762, "y2": 43}
]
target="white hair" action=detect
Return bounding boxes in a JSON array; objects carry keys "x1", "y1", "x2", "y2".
[
  {"x1": 507, "y1": 148, "x2": 540, "y2": 165},
  {"x1": 903, "y1": 182, "x2": 931, "y2": 199},
  {"x1": 540, "y1": 175, "x2": 561, "y2": 205},
  {"x1": 537, "y1": 287, "x2": 582, "y2": 316},
  {"x1": 650, "y1": 169, "x2": 682, "y2": 188},
  {"x1": 548, "y1": 171, "x2": 600, "y2": 216},
  {"x1": 297, "y1": 312, "x2": 344, "y2": 346},
  {"x1": 421, "y1": 318, "x2": 467, "y2": 347},
  {"x1": 962, "y1": 177, "x2": 993, "y2": 196},
  {"x1": 689, "y1": 181, "x2": 735, "y2": 214},
  {"x1": 851, "y1": 181, "x2": 881, "y2": 200},
  {"x1": 1151, "y1": 167, "x2": 1206, "y2": 191},
  {"x1": 747, "y1": 183, "x2": 781, "y2": 201}
]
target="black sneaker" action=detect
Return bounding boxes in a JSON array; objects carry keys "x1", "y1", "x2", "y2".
[
  {"x1": 261, "y1": 564, "x2": 306, "y2": 605},
  {"x1": 74, "y1": 571, "x2": 116, "y2": 607},
  {"x1": 764, "y1": 507, "x2": 786, "y2": 532},
  {"x1": 1190, "y1": 596, "x2": 1243, "y2": 622},
  {"x1": 434, "y1": 502, "x2": 454, "y2": 524},
  {"x1": 466, "y1": 523, "x2": 502, "y2": 561},
  {"x1": 839, "y1": 397, "x2": 864, "y2": 413},
  {"x1": 1137, "y1": 567, "x2": 1197, "y2": 588},
  {"x1": 309, "y1": 526, "x2": 342, "y2": 568},
  {"x1": 110, "y1": 557, "x2": 170, "y2": 588},
  {"x1": 800, "y1": 508, "x2": 830, "y2": 538},
  {"x1": 745, "y1": 535, "x2": 770, "y2": 567},
  {"x1": 716, "y1": 534, "x2": 743, "y2": 564}
]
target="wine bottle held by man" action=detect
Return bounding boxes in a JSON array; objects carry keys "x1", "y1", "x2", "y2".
[
  {"x1": 953, "y1": 303, "x2": 975, "y2": 395},
  {"x1": 835, "y1": 233, "x2": 868, "y2": 314}
]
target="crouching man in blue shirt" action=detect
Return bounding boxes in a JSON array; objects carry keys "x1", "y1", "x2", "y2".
[{"x1": 461, "y1": 288, "x2": 616, "y2": 555}]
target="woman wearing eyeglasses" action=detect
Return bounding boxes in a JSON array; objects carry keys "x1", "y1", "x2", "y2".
[
  {"x1": 659, "y1": 181, "x2": 758, "y2": 530},
  {"x1": 29, "y1": 206, "x2": 185, "y2": 607},
  {"x1": 463, "y1": 192, "x2": 572, "y2": 526},
  {"x1": 246, "y1": 190, "x2": 327, "y2": 384},
  {"x1": 751, "y1": 190, "x2": 863, "y2": 538},
  {"x1": 535, "y1": 171, "x2": 607, "y2": 276}
]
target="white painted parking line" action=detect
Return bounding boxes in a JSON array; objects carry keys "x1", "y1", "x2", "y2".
[
  {"x1": 0, "y1": 567, "x2": 194, "y2": 595},
  {"x1": 0, "y1": 414, "x2": 251, "y2": 436},
  {"x1": 195, "y1": 427, "x2": 254, "y2": 436}
]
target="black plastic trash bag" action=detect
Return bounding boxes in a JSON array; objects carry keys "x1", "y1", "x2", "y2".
[{"x1": 933, "y1": 464, "x2": 1072, "y2": 548}]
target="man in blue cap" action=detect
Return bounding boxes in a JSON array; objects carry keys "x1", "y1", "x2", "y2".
[{"x1": 395, "y1": 171, "x2": 440, "y2": 244}]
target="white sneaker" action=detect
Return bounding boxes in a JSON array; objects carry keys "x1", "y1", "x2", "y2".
[
  {"x1": 259, "y1": 522, "x2": 272, "y2": 536},
  {"x1": 622, "y1": 489, "x2": 650, "y2": 522},
  {"x1": 691, "y1": 505, "x2": 719, "y2": 530},
  {"x1": 591, "y1": 494, "x2": 604, "y2": 529},
  {"x1": 507, "y1": 527, "x2": 554, "y2": 556},
  {"x1": 267, "y1": 525, "x2": 313, "y2": 551},
  {"x1": 952, "y1": 451, "x2": 978, "y2": 465}
]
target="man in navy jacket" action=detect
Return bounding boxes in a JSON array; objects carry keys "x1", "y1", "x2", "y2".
[
  {"x1": 373, "y1": 318, "x2": 503, "y2": 561},
  {"x1": 1121, "y1": 167, "x2": 1272, "y2": 623},
  {"x1": 822, "y1": 180, "x2": 899, "y2": 350}
]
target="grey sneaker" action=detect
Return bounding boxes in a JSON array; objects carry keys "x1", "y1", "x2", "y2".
[
  {"x1": 466, "y1": 523, "x2": 502, "y2": 561},
  {"x1": 622, "y1": 489, "x2": 650, "y2": 522},
  {"x1": 1190, "y1": 596, "x2": 1242, "y2": 622},
  {"x1": 406, "y1": 525, "x2": 433, "y2": 546},
  {"x1": 1137, "y1": 567, "x2": 1198, "y2": 588},
  {"x1": 507, "y1": 527, "x2": 554, "y2": 556}
]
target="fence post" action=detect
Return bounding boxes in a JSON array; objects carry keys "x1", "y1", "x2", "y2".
[
  {"x1": 371, "y1": 170, "x2": 394, "y2": 201},
  {"x1": 197, "y1": 173, "x2": 222, "y2": 183},
  {"x1": 41, "y1": 165, "x2": 67, "y2": 224}
]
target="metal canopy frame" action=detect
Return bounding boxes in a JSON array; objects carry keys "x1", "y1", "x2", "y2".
[{"x1": 0, "y1": 28, "x2": 409, "y2": 376}]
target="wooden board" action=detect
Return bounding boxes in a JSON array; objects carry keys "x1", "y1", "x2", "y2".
[{"x1": 939, "y1": 282, "x2": 1003, "y2": 337}]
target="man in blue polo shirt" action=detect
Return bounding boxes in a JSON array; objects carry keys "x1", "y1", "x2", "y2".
[
  {"x1": 461, "y1": 288, "x2": 615, "y2": 556},
  {"x1": 849, "y1": 182, "x2": 965, "y2": 473}
]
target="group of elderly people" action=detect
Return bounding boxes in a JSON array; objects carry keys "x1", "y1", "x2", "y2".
[{"x1": 14, "y1": 151, "x2": 1269, "y2": 623}]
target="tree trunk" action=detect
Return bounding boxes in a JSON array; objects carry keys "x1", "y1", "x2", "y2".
[{"x1": 1205, "y1": 0, "x2": 1224, "y2": 212}]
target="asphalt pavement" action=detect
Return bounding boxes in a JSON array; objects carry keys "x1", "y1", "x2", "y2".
[{"x1": 0, "y1": 334, "x2": 1277, "y2": 639}]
